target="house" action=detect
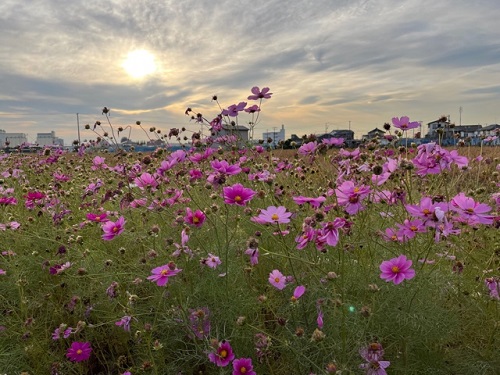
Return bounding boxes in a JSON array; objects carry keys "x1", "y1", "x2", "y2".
[
  {"x1": 426, "y1": 117, "x2": 455, "y2": 139},
  {"x1": 318, "y1": 129, "x2": 354, "y2": 141},
  {"x1": 209, "y1": 125, "x2": 249, "y2": 147},
  {"x1": 362, "y1": 128, "x2": 385, "y2": 140}
]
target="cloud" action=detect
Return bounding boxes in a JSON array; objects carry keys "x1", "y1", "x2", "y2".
[{"x1": 1, "y1": 0, "x2": 500, "y2": 143}]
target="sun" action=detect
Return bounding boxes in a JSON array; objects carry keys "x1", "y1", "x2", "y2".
[{"x1": 122, "y1": 50, "x2": 157, "y2": 79}]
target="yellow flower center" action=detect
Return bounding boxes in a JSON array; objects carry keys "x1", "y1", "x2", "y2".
[
  {"x1": 235, "y1": 196, "x2": 242, "y2": 202},
  {"x1": 95, "y1": 217, "x2": 100, "y2": 222},
  {"x1": 410, "y1": 225, "x2": 417, "y2": 231},
  {"x1": 76, "y1": 349, "x2": 82, "y2": 355},
  {"x1": 161, "y1": 269, "x2": 168, "y2": 276},
  {"x1": 274, "y1": 277, "x2": 281, "y2": 283},
  {"x1": 465, "y1": 208, "x2": 474, "y2": 213},
  {"x1": 193, "y1": 217, "x2": 199, "y2": 224},
  {"x1": 391, "y1": 235, "x2": 397, "y2": 241},
  {"x1": 354, "y1": 187, "x2": 360, "y2": 193},
  {"x1": 112, "y1": 226, "x2": 118, "y2": 232},
  {"x1": 220, "y1": 349, "x2": 227, "y2": 358},
  {"x1": 240, "y1": 367, "x2": 247, "y2": 373},
  {"x1": 271, "y1": 213, "x2": 279, "y2": 221},
  {"x1": 391, "y1": 266, "x2": 400, "y2": 273},
  {"x1": 422, "y1": 209, "x2": 431, "y2": 215}
]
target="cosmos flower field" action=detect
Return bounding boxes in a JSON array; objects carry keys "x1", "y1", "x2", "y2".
[{"x1": 0, "y1": 91, "x2": 499, "y2": 374}]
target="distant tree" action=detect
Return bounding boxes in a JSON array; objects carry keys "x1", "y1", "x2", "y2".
[{"x1": 120, "y1": 137, "x2": 129, "y2": 143}]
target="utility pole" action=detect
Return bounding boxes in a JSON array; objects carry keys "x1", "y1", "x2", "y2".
[
  {"x1": 459, "y1": 106, "x2": 463, "y2": 126},
  {"x1": 273, "y1": 126, "x2": 277, "y2": 148},
  {"x1": 348, "y1": 120, "x2": 351, "y2": 131},
  {"x1": 76, "y1": 113, "x2": 81, "y2": 145}
]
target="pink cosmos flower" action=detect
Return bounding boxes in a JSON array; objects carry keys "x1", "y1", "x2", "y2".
[
  {"x1": 252, "y1": 206, "x2": 292, "y2": 224},
  {"x1": 244, "y1": 247, "x2": 260, "y2": 265},
  {"x1": 232, "y1": 357, "x2": 256, "y2": 375},
  {"x1": 450, "y1": 192, "x2": 494, "y2": 225},
  {"x1": 184, "y1": 208, "x2": 206, "y2": 227},
  {"x1": 51, "y1": 325, "x2": 72, "y2": 340},
  {"x1": 91, "y1": 156, "x2": 107, "y2": 170},
  {"x1": 359, "y1": 359, "x2": 391, "y2": 375},
  {"x1": 101, "y1": 216, "x2": 126, "y2": 240},
  {"x1": 208, "y1": 340, "x2": 235, "y2": 367},
  {"x1": 0, "y1": 269, "x2": 5, "y2": 275},
  {"x1": 66, "y1": 341, "x2": 92, "y2": 362},
  {"x1": 395, "y1": 219, "x2": 426, "y2": 240},
  {"x1": 391, "y1": 116, "x2": 419, "y2": 131},
  {"x1": 49, "y1": 261, "x2": 72, "y2": 275},
  {"x1": 292, "y1": 195, "x2": 326, "y2": 208},
  {"x1": 318, "y1": 218, "x2": 346, "y2": 247},
  {"x1": 291, "y1": 285, "x2": 306, "y2": 302},
  {"x1": 211, "y1": 160, "x2": 242, "y2": 175},
  {"x1": 485, "y1": 277, "x2": 499, "y2": 300},
  {"x1": 269, "y1": 269, "x2": 287, "y2": 290},
  {"x1": 322, "y1": 137, "x2": 345, "y2": 147},
  {"x1": 244, "y1": 104, "x2": 260, "y2": 113},
  {"x1": 317, "y1": 308, "x2": 324, "y2": 329},
  {"x1": 86, "y1": 212, "x2": 109, "y2": 223},
  {"x1": 223, "y1": 183, "x2": 256, "y2": 206},
  {"x1": 335, "y1": 180, "x2": 371, "y2": 215},
  {"x1": 204, "y1": 253, "x2": 222, "y2": 269},
  {"x1": 115, "y1": 315, "x2": 133, "y2": 332},
  {"x1": 298, "y1": 141, "x2": 317, "y2": 156},
  {"x1": 134, "y1": 172, "x2": 158, "y2": 191},
  {"x1": 248, "y1": 86, "x2": 272, "y2": 100},
  {"x1": 222, "y1": 102, "x2": 247, "y2": 117},
  {"x1": 147, "y1": 263, "x2": 182, "y2": 286},
  {"x1": 379, "y1": 255, "x2": 415, "y2": 285}
]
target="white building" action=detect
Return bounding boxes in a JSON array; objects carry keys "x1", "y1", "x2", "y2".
[
  {"x1": 262, "y1": 124, "x2": 285, "y2": 147},
  {"x1": 36, "y1": 131, "x2": 64, "y2": 147},
  {"x1": 0, "y1": 129, "x2": 28, "y2": 148}
]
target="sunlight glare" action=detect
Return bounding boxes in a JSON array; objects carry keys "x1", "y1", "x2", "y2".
[{"x1": 122, "y1": 50, "x2": 157, "y2": 79}]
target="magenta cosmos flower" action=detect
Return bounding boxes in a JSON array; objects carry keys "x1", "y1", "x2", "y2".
[
  {"x1": 223, "y1": 183, "x2": 256, "y2": 206},
  {"x1": 252, "y1": 206, "x2": 292, "y2": 224},
  {"x1": 147, "y1": 263, "x2": 182, "y2": 286},
  {"x1": 86, "y1": 212, "x2": 109, "y2": 223},
  {"x1": 66, "y1": 341, "x2": 92, "y2": 362},
  {"x1": 101, "y1": 216, "x2": 126, "y2": 240},
  {"x1": 380, "y1": 255, "x2": 415, "y2": 285},
  {"x1": 269, "y1": 269, "x2": 287, "y2": 290},
  {"x1": 208, "y1": 340, "x2": 235, "y2": 367},
  {"x1": 247, "y1": 86, "x2": 272, "y2": 100},
  {"x1": 184, "y1": 208, "x2": 206, "y2": 227},
  {"x1": 391, "y1": 116, "x2": 419, "y2": 131},
  {"x1": 232, "y1": 357, "x2": 256, "y2": 375}
]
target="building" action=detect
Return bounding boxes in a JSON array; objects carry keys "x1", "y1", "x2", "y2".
[
  {"x1": 262, "y1": 125, "x2": 285, "y2": 147},
  {"x1": 0, "y1": 129, "x2": 28, "y2": 148},
  {"x1": 362, "y1": 128, "x2": 385, "y2": 140},
  {"x1": 36, "y1": 131, "x2": 64, "y2": 147},
  {"x1": 213, "y1": 125, "x2": 249, "y2": 142}
]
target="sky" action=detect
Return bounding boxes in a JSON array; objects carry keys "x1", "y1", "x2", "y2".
[{"x1": 1, "y1": 0, "x2": 500, "y2": 145}]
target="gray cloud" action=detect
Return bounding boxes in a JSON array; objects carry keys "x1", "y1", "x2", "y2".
[{"x1": 1, "y1": 0, "x2": 500, "y2": 143}]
